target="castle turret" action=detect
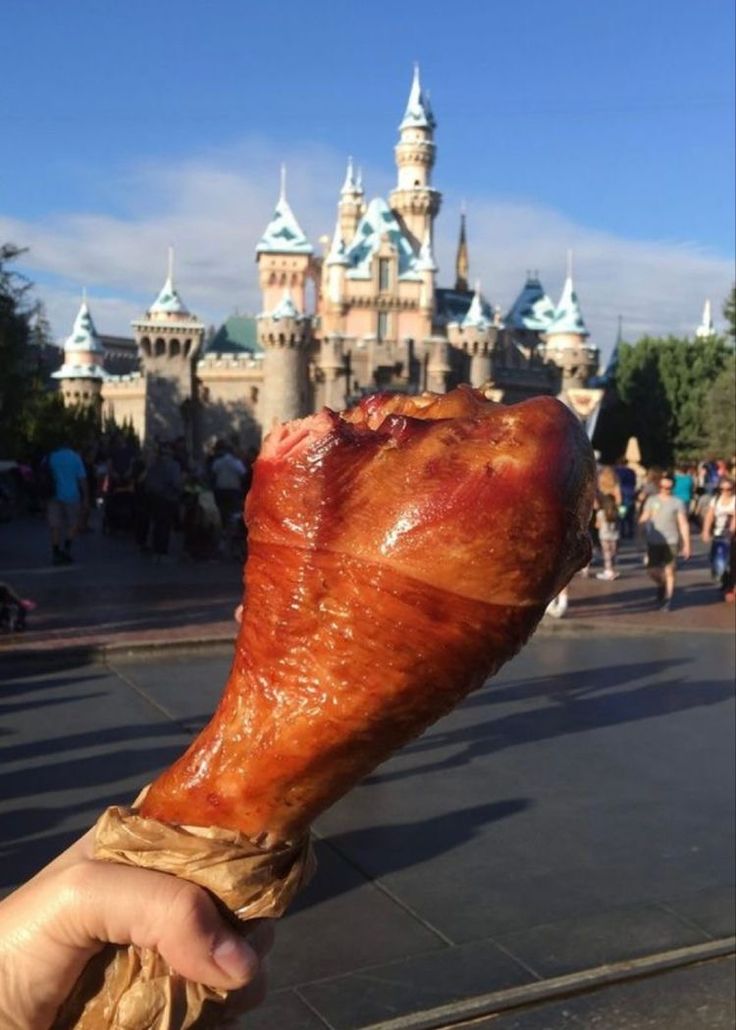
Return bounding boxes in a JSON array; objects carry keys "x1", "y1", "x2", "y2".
[
  {"x1": 543, "y1": 255, "x2": 599, "y2": 389},
  {"x1": 389, "y1": 65, "x2": 441, "y2": 247},
  {"x1": 52, "y1": 296, "x2": 107, "y2": 408},
  {"x1": 695, "y1": 298, "x2": 715, "y2": 339},
  {"x1": 131, "y1": 248, "x2": 205, "y2": 448},
  {"x1": 446, "y1": 281, "x2": 494, "y2": 387},
  {"x1": 256, "y1": 166, "x2": 315, "y2": 314},
  {"x1": 256, "y1": 289, "x2": 312, "y2": 433},
  {"x1": 338, "y1": 157, "x2": 364, "y2": 246}
]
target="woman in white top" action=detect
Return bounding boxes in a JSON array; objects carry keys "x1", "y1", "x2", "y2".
[{"x1": 702, "y1": 476, "x2": 736, "y2": 593}]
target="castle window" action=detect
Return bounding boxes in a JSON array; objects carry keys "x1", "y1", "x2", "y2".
[
  {"x1": 155, "y1": 338, "x2": 166, "y2": 357},
  {"x1": 170, "y1": 339, "x2": 181, "y2": 357},
  {"x1": 377, "y1": 311, "x2": 389, "y2": 342},
  {"x1": 184, "y1": 340, "x2": 191, "y2": 357},
  {"x1": 378, "y1": 258, "x2": 390, "y2": 292},
  {"x1": 141, "y1": 337, "x2": 152, "y2": 357},
  {"x1": 250, "y1": 386, "x2": 259, "y2": 403}
]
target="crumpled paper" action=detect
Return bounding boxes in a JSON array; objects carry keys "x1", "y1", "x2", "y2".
[{"x1": 52, "y1": 804, "x2": 315, "y2": 1030}]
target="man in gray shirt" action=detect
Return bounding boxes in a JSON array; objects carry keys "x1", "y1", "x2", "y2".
[{"x1": 639, "y1": 470, "x2": 691, "y2": 610}]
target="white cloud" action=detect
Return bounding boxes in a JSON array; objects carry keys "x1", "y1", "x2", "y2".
[{"x1": 1, "y1": 139, "x2": 731, "y2": 363}]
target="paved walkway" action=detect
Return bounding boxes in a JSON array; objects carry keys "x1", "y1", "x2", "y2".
[
  {"x1": 2, "y1": 635, "x2": 734, "y2": 1028},
  {"x1": 1, "y1": 513, "x2": 732, "y2": 656}
]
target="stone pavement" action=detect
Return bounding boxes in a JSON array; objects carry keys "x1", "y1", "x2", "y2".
[
  {"x1": 1, "y1": 633, "x2": 734, "y2": 1028},
  {"x1": 0, "y1": 513, "x2": 733, "y2": 657}
]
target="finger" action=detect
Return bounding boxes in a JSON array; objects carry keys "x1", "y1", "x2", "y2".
[{"x1": 58, "y1": 861, "x2": 263, "y2": 990}]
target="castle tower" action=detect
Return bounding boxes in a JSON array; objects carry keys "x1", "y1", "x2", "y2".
[
  {"x1": 322, "y1": 212, "x2": 349, "y2": 331},
  {"x1": 695, "y1": 298, "x2": 715, "y2": 338},
  {"x1": 455, "y1": 208, "x2": 469, "y2": 292},
  {"x1": 338, "y1": 157, "x2": 365, "y2": 246},
  {"x1": 131, "y1": 249, "x2": 205, "y2": 448},
  {"x1": 447, "y1": 281, "x2": 494, "y2": 387},
  {"x1": 256, "y1": 166, "x2": 315, "y2": 314},
  {"x1": 52, "y1": 296, "x2": 107, "y2": 408},
  {"x1": 257, "y1": 289, "x2": 312, "y2": 433},
  {"x1": 389, "y1": 65, "x2": 441, "y2": 247},
  {"x1": 543, "y1": 254, "x2": 599, "y2": 389}
]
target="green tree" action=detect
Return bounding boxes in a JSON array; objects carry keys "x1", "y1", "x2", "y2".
[
  {"x1": 614, "y1": 334, "x2": 731, "y2": 464},
  {"x1": 724, "y1": 285, "x2": 736, "y2": 343},
  {"x1": 0, "y1": 244, "x2": 34, "y2": 454},
  {"x1": 702, "y1": 353, "x2": 735, "y2": 457}
]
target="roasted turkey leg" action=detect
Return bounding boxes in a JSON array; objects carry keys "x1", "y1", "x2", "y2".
[{"x1": 141, "y1": 388, "x2": 595, "y2": 842}]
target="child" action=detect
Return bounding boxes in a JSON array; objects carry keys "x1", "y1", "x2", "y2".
[{"x1": 595, "y1": 493, "x2": 620, "y2": 581}]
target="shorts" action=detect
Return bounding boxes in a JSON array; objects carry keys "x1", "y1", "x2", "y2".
[
  {"x1": 47, "y1": 499, "x2": 81, "y2": 534},
  {"x1": 647, "y1": 543, "x2": 675, "y2": 568}
]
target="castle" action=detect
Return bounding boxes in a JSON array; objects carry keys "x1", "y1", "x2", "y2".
[{"x1": 53, "y1": 67, "x2": 603, "y2": 452}]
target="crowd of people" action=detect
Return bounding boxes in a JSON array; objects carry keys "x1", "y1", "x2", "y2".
[
  {"x1": 32, "y1": 433, "x2": 257, "y2": 567},
  {"x1": 547, "y1": 455, "x2": 735, "y2": 618}
]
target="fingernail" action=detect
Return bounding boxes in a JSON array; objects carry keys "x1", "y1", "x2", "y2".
[{"x1": 212, "y1": 934, "x2": 256, "y2": 983}]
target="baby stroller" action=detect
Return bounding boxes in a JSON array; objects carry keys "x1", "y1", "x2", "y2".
[{"x1": 0, "y1": 582, "x2": 35, "y2": 633}]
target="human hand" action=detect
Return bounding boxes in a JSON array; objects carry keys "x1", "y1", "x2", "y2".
[
  {"x1": 680, "y1": 544, "x2": 691, "y2": 560},
  {"x1": 0, "y1": 829, "x2": 273, "y2": 1029}
]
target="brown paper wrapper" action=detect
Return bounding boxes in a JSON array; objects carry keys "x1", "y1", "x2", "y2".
[{"x1": 53, "y1": 805, "x2": 315, "y2": 1030}]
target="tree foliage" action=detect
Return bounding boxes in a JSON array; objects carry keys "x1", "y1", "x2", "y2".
[
  {"x1": 702, "y1": 353, "x2": 735, "y2": 458},
  {"x1": 724, "y1": 285, "x2": 736, "y2": 344},
  {"x1": 614, "y1": 333, "x2": 732, "y2": 465},
  {"x1": 0, "y1": 243, "x2": 34, "y2": 451},
  {"x1": 1, "y1": 242, "x2": 137, "y2": 459}
]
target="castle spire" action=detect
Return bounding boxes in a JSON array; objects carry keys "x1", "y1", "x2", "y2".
[
  {"x1": 400, "y1": 63, "x2": 435, "y2": 130},
  {"x1": 462, "y1": 280, "x2": 489, "y2": 329},
  {"x1": 547, "y1": 259, "x2": 590, "y2": 340},
  {"x1": 341, "y1": 156, "x2": 358, "y2": 195},
  {"x1": 695, "y1": 298, "x2": 715, "y2": 338},
  {"x1": 279, "y1": 163, "x2": 287, "y2": 203},
  {"x1": 455, "y1": 207, "x2": 469, "y2": 292}
]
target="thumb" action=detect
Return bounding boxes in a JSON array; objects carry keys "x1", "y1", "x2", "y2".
[{"x1": 57, "y1": 860, "x2": 265, "y2": 990}]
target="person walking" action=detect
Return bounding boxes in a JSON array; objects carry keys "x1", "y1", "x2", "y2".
[
  {"x1": 46, "y1": 439, "x2": 89, "y2": 565},
  {"x1": 595, "y1": 494, "x2": 620, "y2": 580},
  {"x1": 143, "y1": 443, "x2": 182, "y2": 560},
  {"x1": 701, "y1": 476, "x2": 736, "y2": 597},
  {"x1": 210, "y1": 442, "x2": 247, "y2": 528},
  {"x1": 639, "y1": 471, "x2": 691, "y2": 611}
]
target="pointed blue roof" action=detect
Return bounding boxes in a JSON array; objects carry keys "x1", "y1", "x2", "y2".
[
  {"x1": 461, "y1": 284, "x2": 490, "y2": 330},
  {"x1": 505, "y1": 275, "x2": 556, "y2": 332},
  {"x1": 400, "y1": 65, "x2": 436, "y2": 131},
  {"x1": 64, "y1": 300, "x2": 105, "y2": 355},
  {"x1": 345, "y1": 197, "x2": 421, "y2": 281},
  {"x1": 547, "y1": 276, "x2": 590, "y2": 338},
  {"x1": 150, "y1": 273, "x2": 190, "y2": 316},
  {"x1": 259, "y1": 288, "x2": 306, "y2": 321},
  {"x1": 326, "y1": 216, "x2": 349, "y2": 266},
  {"x1": 256, "y1": 195, "x2": 313, "y2": 255}
]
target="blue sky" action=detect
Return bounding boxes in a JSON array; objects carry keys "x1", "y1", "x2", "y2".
[{"x1": 3, "y1": 0, "x2": 734, "y2": 355}]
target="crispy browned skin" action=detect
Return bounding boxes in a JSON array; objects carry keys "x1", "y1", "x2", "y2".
[{"x1": 141, "y1": 388, "x2": 595, "y2": 841}]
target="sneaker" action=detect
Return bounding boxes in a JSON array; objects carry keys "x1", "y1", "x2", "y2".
[
  {"x1": 655, "y1": 586, "x2": 665, "y2": 606},
  {"x1": 660, "y1": 598, "x2": 672, "y2": 612}
]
